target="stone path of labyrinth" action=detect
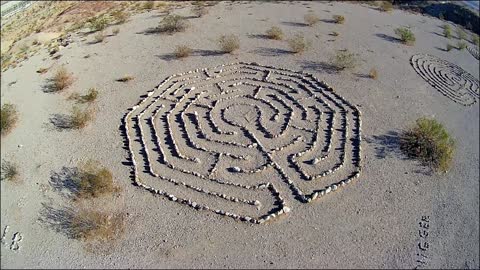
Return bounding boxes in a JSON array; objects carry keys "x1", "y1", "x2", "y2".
[
  {"x1": 467, "y1": 45, "x2": 479, "y2": 60},
  {"x1": 411, "y1": 54, "x2": 479, "y2": 106},
  {"x1": 122, "y1": 62, "x2": 362, "y2": 224}
]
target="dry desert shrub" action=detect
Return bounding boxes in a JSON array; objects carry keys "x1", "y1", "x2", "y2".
[
  {"x1": 81, "y1": 88, "x2": 99, "y2": 103},
  {"x1": 76, "y1": 161, "x2": 120, "y2": 199},
  {"x1": 400, "y1": 117, "x2": 455, "y2": 173},
  {"x1": 94, "y1": 31, "x2": 106, "y2": 43},
  {"x1": 333, "y1": 15, "x2": 345, "y2": 24},
  {"x1": 157, "y1": 15, "x2": 189, "y2": 34},
  {"x1": 70, "y1": 208, "x2": 125, "y2": 242},
  {"x1": 443, "y1": 24, "x2": 452, "y2": 39},
  {"x1": 88, "y1": 16, "x2": 109, "y2": 32},
  {"x1": 304, "y1": 12, "x2": 320, "y2": 26},
  {"x1": 456, "y1": 27, "x2": 467, "y2": 40},
  {"x1": 380, "y1": 1, "x2": 393, "y2": 12},
  {"x1": 51, "y1": 67, "x2": 73, "y2": 92},
  {"x1": 142, "y1": 1, "x2": 154, "y2": 10},
  {"x1": 472, "y1": 34, "x2": 479, "y2": 46},
  {"x1": 266, "y1": 26, "x2": 284, "y2": 40},
  {"x1": 288, "y1": 34, "x2": 309, "y2": 53},
  {"x1": 331, "y1": 31, "x2": 339, "y2": 37},
  {"x1": 369, "y1": 68, "x2": 378, "y2": 79},
  {"x1": 111, "y1": 10, "x2": 128, "y2": 24},
  {"x1": 116, "y1": 75, "x2": 134, "y2": 82},
  {"x1": 174, "y1": 45, "x2": 193, "y2": 58},
  {"x1": 112, "y1": 28, "x2": 120, "y2": 35},
  {"x1": 446, "y1": 43, "x2": 454, "y2": 51},
  {"x1": 218, "y1": 34, "x2": 240, "y2": 53},
  {"x1": 71, "y1": 106, "x2": 94, "y2": 129},
  {"x1": 457, "y1": 40, "x2": 467, "y2": 50},
  {"x1": 37, "y1": 67, "x2": 49, "y2": 74},
  {"x1": 1, "y1": 160, "x2": 19, "y2": 182},
  {"x1": 394, "y1": 27, "x2": 415, "y2": 45},
  {"x1": 1, "y1": 103, "x2": 18, "y2": 136},
  {"x1": 331, "y1": 50, "x2": 357, "y2": 70}
]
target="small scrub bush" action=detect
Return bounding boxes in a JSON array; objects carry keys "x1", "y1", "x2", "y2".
[
  {"x1": 116, "y1": 75, "x2": 134, "y2": 82},
  {"x1": 457, "y1": 40, "x2": 467, "y2": 50},
  {"x1": 443, "y1": 25, "x2": 452, "y2": 39},
  {"x1": 81, "y1": 88, "x2": 99, "y2": 103},
  {"x1": 37, "y1": 67, "x2": 49, "y2": 74},
  {"x1": 0, "y1": 160, "x2": 18, "y2": 182},
  {"x1": 400, "y1": 117, "x2": 455, "y2": 173},
  {"x1": 174, "y1": 45, "x2": 193, "y2": 58},
  {"x1": 157, "y1": 15, "x2": 189, "y2": 34},
  {"x1": 94, "y1": 31, "x2": 105, "y2": 43},
  {"x1": 369, "y1": 68, "x2": 378, "y2": 79},
  {"x1": 331, "y1": 31, "x2": 339, "y2": 37},
  {"x1": 71, "y1": 106, "x2": 94, "y2": 129},
  {"x1": 142, "y1": 1, "x2": 154, "y2": 10},
  {"x1": 76, "y1": 161, "x2": 120, "y2": 199},
  {"x1": 111, "y1": 10, "x2": 128, "y2": 24},
  {"x1": 304, "y1": 13, "x2": 320, "y2": 26},
  {"x1": 112, "y1": 28, "x2": 120, "y2": 35},
  {"x1": 51, "y1": 67, "x2": 73, "y2": 92},
  {"x1": 266, "y1": 26, "x2": 284, "y2": 40},
  {"x1": 394, "y1": 27, "x2": 415, "y2": 45},
  {"x1": 380, "y1": 1, "x2": 393, "y2": 12},
  {"x1": 88, "y1": 16, "x2": 109, "y2": 32},
  {"x1": 69, "y1": 208, "x2": 125, "y2": 242},
  {"x1": 218, "y1": 34, "x2": 240, "y2": 53},
  {"x1": 288, "y1": 34, "x2": 309, "y2": 54},
  {"x1": 446, "y1": 43, "x2": 454, "y2": 51},
  {"x1": 333, "y1": 15, "x2": 345, "y2": 24},
  {"x1": 456, "y1": 27, "x2": 467, "y2": 40},
  {"x1": 472, "y1": 34, "x2": 479, "y2": 46},
  {"x1": 331, "y1": 50, "x2": 357, "y2": 70}
]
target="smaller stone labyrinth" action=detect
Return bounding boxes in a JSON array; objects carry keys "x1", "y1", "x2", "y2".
[
  {"x1": 122, "y1": 62, "x2": 362, "y2": 224},
  {"x1": 411, "y1": 54, "x2": 479, "y2": 106}
]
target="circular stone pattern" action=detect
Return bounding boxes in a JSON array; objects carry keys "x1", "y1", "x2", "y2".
[
  {"x1": 122, "y1": 62, "x2": 362, "y2": 224},
  {"x1": 410, "y1": 54, "x2": 479, "y2": 106}
]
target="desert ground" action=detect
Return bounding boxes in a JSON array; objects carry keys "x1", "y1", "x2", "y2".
[{"x1": 1, "y1": 1, "x2": 479, "y2": 269}]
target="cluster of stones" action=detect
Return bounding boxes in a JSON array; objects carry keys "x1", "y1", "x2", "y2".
[
  {"x1": 410, "y1": 54, "x2": 479, "y2": 106},
  {"x1": 122, "y1": 62, "x2": 362, "y2": 223},
  {"x1": 467, "y1": 45, "x2": 479, "y2": 60}
]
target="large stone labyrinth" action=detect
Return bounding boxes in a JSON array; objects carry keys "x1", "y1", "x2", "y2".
[
  {"x1": 411, "y1": 54, "x2": 479, "y2": 106},
  {"x1": 123, "y1": 62, "x2": 362, "y2": 224}
]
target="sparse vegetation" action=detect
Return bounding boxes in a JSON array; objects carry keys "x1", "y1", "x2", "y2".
[
  {"x1": 443, "y1": 25, "x2": 452, "y2": 39},
  {"x1": 51, "y1": 67, "x2": 73, "y2": 92},
  {"x1": 472, "y1": 34, "x2": 479, "y2": 46},
  {"x1": 94, "y1": 31, "x2": 106, "y2": 43},
  {"x1": 446, "y1": 43, "x2": 454, "y2": 51},
  {"x1": 0, "y1": 103, "x2": 18, "y2": 136},
  {"x1": 218, "y1": 34, "x2": 240, "y2": 53},
  {"x1": 400, "y1": 117, "x2": 455, "y2": 173},
  {"x1": 112, "y1": 28, "x2": 120, "y2": 35},
  {"x1": 380, "y1": 1, "x2": 393, "y2": 12},
  {"x1": 157, "y1": 15, "x2": 189, "y2": 34},
  {"x1": 394, "y1": 27, "x2": 415, "y2": 45},
  {"x1": 1, "y1": 160, "x2": 19, "y2": 182},
  {"x1": 331, "y1": 50, "x2": 357, "y2": 70},
  {"x1": 37, "y1": 67, "x2": 49, "y2": 74},
  {"x1": 142, "y1": 1, "x2": 154, "y2": 10},
  {"x1": 288, "y1": 34, "x2": 309, "y2": 53},
  {"x1": 174, "y1": 45, "x2": 193, "y2": 58},
  {"x1": 111, "y1": 10, "x2": 128, "y2": 24},
  {"x1": 457, "y1": 40, "x2": 467, "y2": 50},
  {"x1": 88, "y1": 16, "x2": 109, "y2": 32},
  {"x1": 116, "y1": 75, "x2": 134, "y2": 82},
  {"x1": 266, "y1": 26, "x2": 284, "y2": 40},
  {"x1": 456, "y1": 27, "x2": 467, "y2": 40},
  {"x1": 76, "y1": 161, "x2": 119, "y2": 199},
  {"x1": 333, "y1": 15, "x2": 345, "y2": 24},
  {"x1": 369, "y1": 68, "x2": 378, "y2": 79},
  {"x1": 71, "y1": 106, "x2": 94, "y2": 129},
  {"x1": 81, "y1": 88, "x2": 99, "y2": 103},
  {"x1": 304, "y1": 12, "x2": 320, "y2": 26},
  {"x1": 69, "y1": 208, "x2": 125, "y2": 242},
  {"x1": 192, "y1": 5, "x2": 208, "y2": 18}
]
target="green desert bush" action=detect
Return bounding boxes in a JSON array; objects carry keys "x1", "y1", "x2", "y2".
[
  {"x1": 174, "y1": 45, "x2": 193, "y2": 58},
  {"x1": 0, "y1": 160, "x2": 18, "y2": 182},
  {"x1": 88, "y1": 16, "x2": 109, "y2": 32},
  {"x1": 76, "y1": 161, "x2": 119, "y2": 199},
  {"x1": 400, "y1": 117, "x2": 455, "y2": 173},
  {"x1": 330, "y1": 50, "x2": 357, "y2": 70},
  {"x1": 472, "y1": 34, "x2": 479, "y2": 46},
  {"x1": 71, "y1": 106, "x2": 94, "y2": 129},
  {"x1": 266, "y1": 26, "x2": 284, "y2": 40},
  {"x1": 218, "y1": 34, "x2": 240, "y2": 53},
  {"x1": 443, "y1": 25, "x2": 452, "y2": 39},
  {"x1": 457, "y1": 40, "x2": 467, "y2": 50},
  {"x1": 456, "y1": 27, "x2": 467, "y2": 40},
  {"x1": 394, "y1": 27, "x2": 415, "y2": 45},
  {"x1": 446, "y1": 43, "x2": 455, "y2": 51},
  {"x1": 51, "y1": 67, "x2": 73, "y2": 92},
  {"x1": 333, "y1": 15, "x2": 345, "y2": 24},
  {"x1": 288, "y1": 34, "x2": 309, "y2": 53},
  {"x1": 304, "y1": 12, "x2": 320, "y2": 26},
  {"x1": 157, "y1": 15, "x2": 189, "y2": 34}
]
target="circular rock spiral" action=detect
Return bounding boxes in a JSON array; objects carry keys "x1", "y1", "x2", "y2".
[
  {"x1": 410, "y1": 54, "x2": 479, "y2": 106},
  {"x1": 122, "y1": 62, "x2": 362, "y2": 224}
]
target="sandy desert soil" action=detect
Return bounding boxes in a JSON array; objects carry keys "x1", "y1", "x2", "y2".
[{"x1": 1, "y1": 1, "x2": 479, "y2": 269}]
